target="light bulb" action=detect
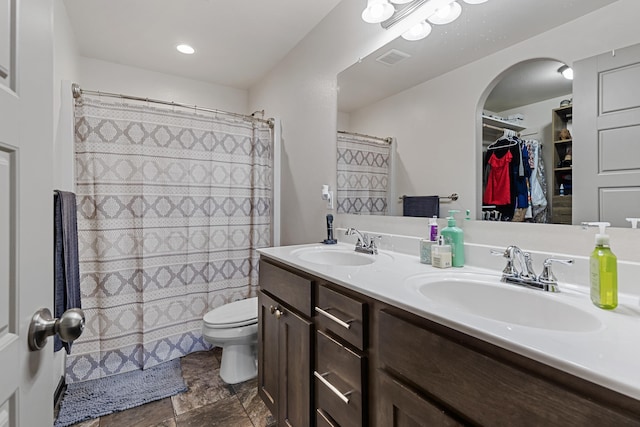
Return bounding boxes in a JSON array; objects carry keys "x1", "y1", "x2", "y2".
[
  {"x1": 402, "y1": 21, "x2": 432, "y2": 41},
  {"x1": 558, "y1": 65, "x2": 574, "y2": 80},
  {"x1": 362, "y1": 0, "x2": 395, "y2": 23},
  {"x1": 428, "y1": 1, "x2": 462, "y2": 25}
]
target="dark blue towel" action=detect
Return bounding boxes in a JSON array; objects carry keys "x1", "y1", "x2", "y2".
[
  {"x1": 402, "y1": 196, "x2": 440, "y2": 218},
  {"x1": 54, "y1": 191, "x2": 82, "y2": 354}
]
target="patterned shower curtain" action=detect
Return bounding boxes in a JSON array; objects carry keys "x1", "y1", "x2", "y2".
[
  {"x1": 66, "y1": 97, "x2": 273, "y2": 383},
  {"x1": 336, "y1": 132, "x2": 391, "y2": 215}
]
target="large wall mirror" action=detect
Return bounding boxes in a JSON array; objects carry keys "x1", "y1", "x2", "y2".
[
  {"x1": 336, "y1": 0, "x2": 640, "y2": 228},
  {"x1": 481, "y1": 58, "x2": 572, "y2": 225}
]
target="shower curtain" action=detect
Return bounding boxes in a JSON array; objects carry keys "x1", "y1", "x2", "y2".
[
  {"x1": 66, "y1": 96, "x2": 273, "y2": 383},
  {"x1": 336, "y1": 133, "x2": 391, "y2": 215}
]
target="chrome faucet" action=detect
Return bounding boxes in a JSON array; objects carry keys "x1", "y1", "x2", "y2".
[
  {"x1": 345, "y1": 228, "x2": 380, "y2": 255},
  {"x1": 491, "y1": 246, "x2": 574, "y2": 292}
]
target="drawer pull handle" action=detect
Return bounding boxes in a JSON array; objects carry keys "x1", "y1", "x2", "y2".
[
  {"x1": 314, "y1": 371, "x2": 351, "y2": 404},
  {"x1": 316, "y1": 408, "x2": 338, "y2": 427},
  {"x1": 315, "y1": 307, "x2": 352, "y2": 329}
]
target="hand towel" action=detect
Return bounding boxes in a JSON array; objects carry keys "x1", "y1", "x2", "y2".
[
  {"x1": 402, "y1": 196, "x2": 440, "y2": 218},
  {"x1": 54, "y1": 190, "x2": 82, "y2": 354}
]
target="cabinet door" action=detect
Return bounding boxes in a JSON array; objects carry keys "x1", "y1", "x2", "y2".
[
  {"x1": 258, "y1": 291, "x2": 280, "y2": 417},
  {"x1": 377, "y1": 371, "x2": 463, "y2": 427},
  {"x1": 278, "y1": 302, "x2": 313, "y2": 427}
]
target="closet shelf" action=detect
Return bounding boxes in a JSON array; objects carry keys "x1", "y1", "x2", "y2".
[
  {"x1": 554, "y1": 139, "x2": 573, "y2": 144},
  {"x1": 554, "y1": 167, "x2": 572, "y2": 172},
  {"x1": 482, "y1": 115, "x2": 526, "y2": 132}
]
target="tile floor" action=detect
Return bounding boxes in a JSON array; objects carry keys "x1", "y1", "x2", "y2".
[{"x1": 65, "y1": 348, "x2": 274, "y2": 427}]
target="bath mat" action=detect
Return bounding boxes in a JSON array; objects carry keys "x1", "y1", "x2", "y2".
[{"x1": 54, "y1": 359, "x2": 187, "y2": 427}]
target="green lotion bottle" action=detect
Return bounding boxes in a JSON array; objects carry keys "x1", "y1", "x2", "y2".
[
  {"x1": 587, "y1": 222, "x2": 617, "y2": 310},
  {"x1": 441, "y1": 210, "x2": 465, "y2": 267}
]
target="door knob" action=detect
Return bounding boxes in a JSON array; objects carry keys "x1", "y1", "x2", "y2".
[{"x1": 28, "y1": 307, "x2": 85, "y2": 351}]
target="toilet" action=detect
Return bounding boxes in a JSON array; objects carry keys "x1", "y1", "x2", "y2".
[{"x1": 202, "y1": 297, "x2": 258, "y2": 384}]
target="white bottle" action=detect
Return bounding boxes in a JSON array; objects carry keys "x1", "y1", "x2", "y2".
[{"x1": 431, "y1": 235, "x2": 451, "y2": 269}]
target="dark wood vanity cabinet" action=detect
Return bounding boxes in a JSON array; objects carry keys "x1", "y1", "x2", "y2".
[
  {"x1": 376, "y1": 309, "x2": 640, "y2": 426},
  {"x1": 258, "y1": 260, "x2": 314, "y2": 427},
  {"x1": 258, "y1": 257, "x2": 640, "y2": 426}
]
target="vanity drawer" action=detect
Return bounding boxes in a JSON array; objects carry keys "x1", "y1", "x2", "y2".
[
  {"x1": 315, "y1": 330, "x2": 365, "y2": 427},
  {"x1": 316, "y1": 409, "x2": 339, "y2": 427},
  {"x1": 259, "y1": 259, "x2": 313, "y2": 317},
  {"x1": 316, "y1": 284, "x2": 367, "y2": 351},
  {"x1": 378, "y1": 310, "x2": 640, "y2": 426}
]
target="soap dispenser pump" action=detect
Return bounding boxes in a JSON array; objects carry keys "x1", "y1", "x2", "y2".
[
  {"x1": 584, "y1": 222, "x2": 617, "y2": 310},
  {"x1": 626, "y1": 218, "x2": 640, "y2": 229},
  {"x1": 441, "y1": 210, "x2": 465, "y2": 267}
]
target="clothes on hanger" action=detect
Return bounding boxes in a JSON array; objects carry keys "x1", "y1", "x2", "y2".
[{"x1": 483, "y1": 134, "x2": 548, "y2": 223}]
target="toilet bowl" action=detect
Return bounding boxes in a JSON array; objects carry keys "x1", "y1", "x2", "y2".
[{"x1": 202, "y1": 297, "x2": 258, "y2": 384}]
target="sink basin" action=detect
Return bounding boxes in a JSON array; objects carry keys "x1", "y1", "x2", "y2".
[
  {"x1": 411, "y1": 273, "x2": 601, "y2": 332},
  {"x1": 291, "y1": 246, "x2": 388, "y2": 266}
]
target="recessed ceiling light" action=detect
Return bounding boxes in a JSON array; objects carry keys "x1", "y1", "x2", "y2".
[
  {"x1": 176, "y1": 44, "x2": 195, "y2": 55},
  {"x1": 558, "y1": 65, "x2": 574, "y2": 80}
]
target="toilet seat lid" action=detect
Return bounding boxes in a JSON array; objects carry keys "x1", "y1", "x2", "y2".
[{"x1": 203, "y1": 297, "x2": 258, "y2": 327}]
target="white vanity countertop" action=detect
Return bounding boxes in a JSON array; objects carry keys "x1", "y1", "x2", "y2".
[{"x1": 258, "y1": 242, "x2": 640, "y2": 401}]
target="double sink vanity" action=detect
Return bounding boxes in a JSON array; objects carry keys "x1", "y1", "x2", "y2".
[{"x1": 256, "y1": 234, "x2": 640, "y2": 426}]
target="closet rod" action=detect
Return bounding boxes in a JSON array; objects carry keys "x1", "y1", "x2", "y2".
[
  {"x1": 338, "y1": 130, "x2": 393, "y2": 145},
  {"x1": 71, "y1": 83, "x2": 274, "y2": 128}
]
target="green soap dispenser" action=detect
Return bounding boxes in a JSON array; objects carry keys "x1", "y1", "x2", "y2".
[
  {"x1": 585, "y1": 222, "x2": 618, "y2": 310},
  {"x1": 441, "y1": 210, "x2": 465, "y2": 267}
]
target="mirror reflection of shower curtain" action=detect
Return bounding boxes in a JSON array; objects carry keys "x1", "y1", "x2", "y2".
[
  {"x1": 67, "y1": 96, "x2": 273, "y2": 383},
  {"x1": 336, "y1": 133, "x2": 392, "y2": 215}
]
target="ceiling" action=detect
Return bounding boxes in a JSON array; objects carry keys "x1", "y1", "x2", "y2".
[
  {"x1": 485, "y1": 59, "x2": 573, "y2": 112},
  {"x1": 338, "y1": 0, "x2": 617, "y2": 113},
  {"x1": 63, "y1": 0, "x2": 342, "y2": 90}
]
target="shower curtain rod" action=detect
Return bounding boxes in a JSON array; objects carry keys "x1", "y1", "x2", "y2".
[
  {"x1": 71, "y1": 83, "x2": 274, "y2": 128},
  {"x1": 338, "y1": 130, "x2": 393, "y2": 145}
]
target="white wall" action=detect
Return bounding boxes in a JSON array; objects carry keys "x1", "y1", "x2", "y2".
[
  {"x1": 53, "y1": 0, "x2": 79, "y2": 192},
  {"x1": 77, "y1": 57, "x2": 249, "y2": 112},
  {"x1": 248, "y1": 0, "x2": 411, "y2": 245}
]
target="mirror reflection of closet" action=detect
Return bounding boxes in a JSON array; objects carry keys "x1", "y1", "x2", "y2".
[{"x1": 481, "y1": 59, "x2": 572, "y2": 225}]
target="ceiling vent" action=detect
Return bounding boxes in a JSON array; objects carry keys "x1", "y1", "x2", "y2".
[{"x1": 375, "y1": 49, "x2": 411, "y2": 66}]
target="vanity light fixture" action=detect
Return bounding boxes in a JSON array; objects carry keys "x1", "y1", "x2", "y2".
[
  {"x1": 427, "y1": 1, "x2": 462, "y2": 25},
  {"x1": 362, "y1": 0, "x2": 396, "y2": 23},
  {"x1": 558, "y1": 65, "x2": 574, "y2": 80},
  {"x1": 176, "y1": 44, "x2": 195, "y2": 55},
  {"x1": 362, "y1": 0, "x2": 489, "y2": 41},
  {"x1": 402, "y1": 20, "x2": 432, "y2": 41}
]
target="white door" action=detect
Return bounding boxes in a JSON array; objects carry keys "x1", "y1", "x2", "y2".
[
  {"x1": 574, "y1": 43, "x2": 640, "y2": 226},
  {"x1": 0, "y1": 0, "x2": 55, "y2": 426}
]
